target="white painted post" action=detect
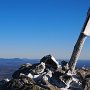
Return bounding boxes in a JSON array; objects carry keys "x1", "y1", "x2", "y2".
[{"x1": 69, "y1": 8, "x2": 90, "y2": 73}]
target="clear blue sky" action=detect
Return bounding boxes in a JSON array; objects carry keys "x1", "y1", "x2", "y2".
[{"x1": 0, "y1": 0, "x2": 90, "y2": 59}]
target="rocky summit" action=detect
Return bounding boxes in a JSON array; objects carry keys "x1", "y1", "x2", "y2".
[{"x1": 0, "y1": 55, "x2": 90, "y2": 90}]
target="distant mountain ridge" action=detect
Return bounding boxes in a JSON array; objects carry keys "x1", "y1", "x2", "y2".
[{"x1": 0, "y1": 58, "x2": 90, "y2": 80}]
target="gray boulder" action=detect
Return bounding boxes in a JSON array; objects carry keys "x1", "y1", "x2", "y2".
[{"x1": 40, "y1": 55, "x2": 59, "y2": 69}]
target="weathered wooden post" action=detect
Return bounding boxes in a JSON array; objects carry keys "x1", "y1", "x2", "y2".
[{"x1": 69, "y1": 8, "x2": 90, "y2": 73}]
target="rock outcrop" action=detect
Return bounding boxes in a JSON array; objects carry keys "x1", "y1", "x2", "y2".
[{"x1": 0, "y1": 55, "x2": 90, "y2": 90}]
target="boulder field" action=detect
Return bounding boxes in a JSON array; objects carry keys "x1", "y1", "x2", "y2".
[{"x1": 0, "y1": 55, "x2": 90, "y2": 90}]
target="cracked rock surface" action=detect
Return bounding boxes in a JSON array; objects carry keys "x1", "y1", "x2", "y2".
[{"x1": 0, "y1": 55, "x2": 90, "y2": 90}]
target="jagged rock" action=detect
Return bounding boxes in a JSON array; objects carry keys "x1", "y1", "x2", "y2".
[
  {"x1": 0, "y1": 79, "x2": 9, "y2": 90},
  {"x1": 32, "y1": 62, "x2": 45, "y2": 75},
  {"x1": 41, "y1": 70, "x2": 52, "y2": 85},
  {"x1": 70, "y1": 87, "x2": 82, "y2": 90},
  {"x1": 61, "y1": 60, "x2": 69, "y2": 71},
  {"x1": 40, "y1": 55, "x2": 59, "y2": 69},
  {"x1": 12, "y1": 63, "x2": 32, "y2": 79},
  {"x1": 82, "y1": 76, "x2": 90, "y2": 90},
  {"x1": 1, "y1": 55, "x2": 90, "y2": 90},
  {"x1": 59, "y1": 75, "x2": 73, "y2": 89},
  {"x1": 46, "y1": 83, "x2": 66, "y2": 90},
  {"x1": 12, "y1": 62, "x2": 46, "y2": 79},
  {"x1": 4, "y1": 78, "x2": 10, "y2": 82},
  {"x1": 6, "y1": 77, "x2": 48, "y2": 90},
  {"x1": 32, "y1": 85, "x2": 49, "y2": 90},
  {"x1": 76, "y1": 68, "x2": 90, "y2": 79},
  {"x1": 82, "y1": 79, "x2": 90, "y2": 90},
  {"x1": 20, "y1": 63, "x2": 32, "y2": 69}
]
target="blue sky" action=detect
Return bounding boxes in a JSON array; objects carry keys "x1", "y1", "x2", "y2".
[{"x1": 0, "y1": 0, "x2": 90, "y2": 59}]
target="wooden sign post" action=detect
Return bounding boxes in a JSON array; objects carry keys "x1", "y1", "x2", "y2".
[{"x1": 69, "y1": 8, "x2": 90, "y2": 73}]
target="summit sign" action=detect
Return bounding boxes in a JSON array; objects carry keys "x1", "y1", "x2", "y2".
[{"x1": 83, "y1": 17, "x2": 90, "y2": 36}]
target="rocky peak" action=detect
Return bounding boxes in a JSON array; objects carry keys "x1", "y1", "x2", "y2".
[{"x1": 0, "y1": 55, "x2": 90, "y2": 90}]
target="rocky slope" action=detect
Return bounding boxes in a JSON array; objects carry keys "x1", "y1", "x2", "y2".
[{"x1": 0, "y1": 55, "x2": 90, "y2": 90}]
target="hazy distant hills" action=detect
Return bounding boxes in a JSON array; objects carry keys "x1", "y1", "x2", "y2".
[{"x1": 0, "y1": 58, "x2": 90, "y2": 80}]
